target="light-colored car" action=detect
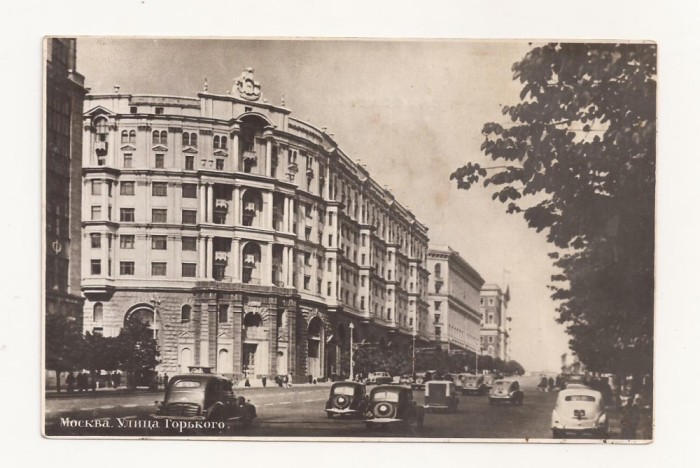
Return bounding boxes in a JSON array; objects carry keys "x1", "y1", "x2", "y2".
[
  {"x1": 365, "y1": 371, "x2": 392, "y2": 385},
  {"x1": 458, "y1": 374, "x2": 487, "y2": 395},
  {"x1": 489, "y1": 379, "x2": 524, "y2": 405},
  {"x1": 551, "y1": 388, "x2": 608, "y2": 439}
]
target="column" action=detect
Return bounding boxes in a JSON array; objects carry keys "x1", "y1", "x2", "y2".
[
  {"x1": 101, "y1": 179, "x2": 109, "y2": 221},
  {"x1": 264, "y1": 191, "x2": 273, "y2": 230},
  {"x1": 199, "y1": 237, "x2": 206, "y2": 278},
  {"x1": 266, "y1": 139, "x2": 272, "y2": 177},
  {"x1": 112, "y1": 234, "x2": 119, "y2": 277},
  {"x1": 101, "y1": 232, "x2": 109, "y2": 277},
  {"x1": 108, "y1": 125, "x2": 116, "y2": 167},
  {"x1": 199, "y1": 184, "x2": 206, "y2": 223},
  {"x1": 283, "y1": 197, "x2": 289, "y2": 233},
  {"x1": 282, "y1": 246, "x2": 289, "y2": 287},
  {"x1": 232, "y1": 125, "x2": 240, "y2": 172},
  {"x1": 200, "y1": 303, "x2": 210, "y2": 367},
  {"x1": 173, "y1": 237, "x2": 182, "y2": 279},
  {"x1": 144, "y1": 234, "x2": 151, "y2": 278},
  {"x1": 206, "y1": 236, "x2": 214, "y2": 279},
  {"x1": 288, "y1": 198, "x2": 295, "y2": 234},
  {"x1": 112, "y1": 181, "x2": 119, "y2": 223},
  {"x1": 287, "y1": 247, "x2": 294, "y2": 286},
  {"x1": 233, "y1": 187, "x2": 241, "y2": 226},
  {"x1": 207, "y1": 183, "x2": 214, "y2": 223},
  {"x1": 82, "y1": 125, "x2": 92, "y2": 167},
  {"x1": 263, "y1": 242, "x2": 273, "y2": 286},
  {"x1": 82, "y1": 179, "x2": 89, "y2": 222},
  {"x1": 232, "y1": 239, "x2": 241, "y2": 282}
]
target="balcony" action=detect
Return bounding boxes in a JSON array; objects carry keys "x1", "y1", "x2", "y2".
[
  {"x1": 214, "y1": 252, "x2": 228, "y2": 262},
  {"x1": 243, "y1": 254, "x2": 256, "y2": 266},
  {"x1": 243, "y1": 202, "x2": 256, "y2": 213},
  {"x1": 242, "y1": 150, "x2": 257, "y2": 162},
  {"x1": 215, "y1": 199, "x2": 229, "y2": 209}
]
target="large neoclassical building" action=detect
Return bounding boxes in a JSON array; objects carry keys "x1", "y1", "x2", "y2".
[{"x1": 80, "y1": 69, "x2": 430, "y2": 382}]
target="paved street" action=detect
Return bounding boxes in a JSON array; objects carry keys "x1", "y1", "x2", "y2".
[{"x1": 44, "y1": 377, "x2": 643, "y2": 440}]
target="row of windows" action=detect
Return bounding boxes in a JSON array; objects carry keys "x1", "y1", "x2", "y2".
[
  {"x1": 90, "y1": 260, "x2": 197, "y2": 277},
  {"x1": 90, "y1": 181, "x2": 200, "y2": 198},
  {"x1": 90, "y1": 234, "x2": 200, "y2": 250},
  {"x1": 119, "y1": 130, "x2": 230, "y2": 149}
]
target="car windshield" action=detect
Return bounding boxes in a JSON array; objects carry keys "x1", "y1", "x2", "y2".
[
  {"x1": 565, "y1": 395, "x2": 596, "y2": 402},
  {"x1": 172, "y1": 380, "x2": 202, "y2": 388},
  {"x1": 333, "y1": 386, "x2": 356, "y2": 396},
  {"x1": 427, "y1": 384, "x2": 447, "y2": 397},
  {"x1": 466, "y1": 376, "x2": 478, "y2": 384},
  {"x1": 371, "y1": 390, "x2": 400, "y2": 402},
  {"x1": 494, "y1": 381, "x2": 509, "y2": 388}
]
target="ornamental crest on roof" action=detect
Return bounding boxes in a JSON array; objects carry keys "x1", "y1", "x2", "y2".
[{"x1": 233, "y1": 67, "x2": 261, "y2": 101}]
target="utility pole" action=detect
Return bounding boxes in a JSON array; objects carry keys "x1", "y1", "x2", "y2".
[
  {"x1": 412, "y1": 331, "x2": 417, "y2": 377},
  {"x1": 349, "y1": 322, "x2": 355, "y2": 381}
]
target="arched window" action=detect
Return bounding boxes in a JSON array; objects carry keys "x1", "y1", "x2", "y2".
[
  {"x1": 182, "y1": 132, "x2": 190, "y2": 146},
  {"x1": 434, "y1": 263, "x2": 441, "y2": 278},
  {"x1": 190, "y1": 133, "x2": 197, "y2": 147},
  {"x1": 94, "y1": 118, "x2": 109, "y2": 141},
  {"x1": 213, "y1": 135, "x2": 220, "y2": 149},
  {"x1": 121, "y1": 131, "x2": 128, "y2": 143},
  {"x1": 221, "y1": 136, "x2": 228, "y2": 149},
  {"x1": 181, "y1": 305, "x2": 191, "y2": 323},
  {"x1": 128, "y1": 130, "x2": 136, "y2": 143},
  {"x1": 152, "y1": 130, "x2": 159, "y2": 144},
  {"x1": 160, "y1": 130, "x2": 167, "y2": 144},
  {"x1": 93, "y1": 302, "x2": 103, "y2": 322}
]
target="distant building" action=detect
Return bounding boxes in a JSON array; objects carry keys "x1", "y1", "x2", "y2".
[
  {"x1": 427, "y1": 245, "x2": 485, "y2": 358},
  {"x1": 78, "y1": 69, "x2": 430, "y2": 382},
  {"x1": 480, "y1": 284, "x2": 510, "y2": 360},
  {"x1": 45, "y1": 38, "x2": 86, "y2": 324}
]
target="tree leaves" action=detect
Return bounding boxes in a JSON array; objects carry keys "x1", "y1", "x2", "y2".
[{"x1": 453, "y1": 43, "x2": 656, "y2": 376}]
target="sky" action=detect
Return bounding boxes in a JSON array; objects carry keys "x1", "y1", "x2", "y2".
[{"x1": 76, "y1": 38, "x2": 571, "y2": 372}]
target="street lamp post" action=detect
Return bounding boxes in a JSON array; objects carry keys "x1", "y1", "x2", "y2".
[
  {"x1": 412, "y1": 331, "x2": 417, "y2": 377},
  {"x1": 349, "y1": 322, "x2": 355, "y2": 381}
]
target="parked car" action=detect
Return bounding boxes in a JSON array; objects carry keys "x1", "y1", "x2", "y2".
[
  {"x1": 488, "y1": 379, "x2": 524, "y2": 405},
  {"x1": 153, "y1": 374, "x2": 256, "y2": 427},
  {"x1": 325, "y1": 381, "x2": 369, "y2": 418},
  {"x1": 365, "y1": 371, "x2": 392, "y2": 385},
  {"x1": 424, "y1": 380, "x2": 459, "y2": 412},
  {"x1": 459, "y1": 374, "x2": 488, "y2": 395},
  {"x1": 411, "y1": 371, "x2": 435, "y2": 390},
  {"x1": 551, "y1": 388, "x2": 608, "y2": 439},
  {"x1": 364, "y1": 385, "x2": 425, "y2": 432}
]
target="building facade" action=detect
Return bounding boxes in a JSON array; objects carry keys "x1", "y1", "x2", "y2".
[
  {"x1": 45, "y1": 38, "x2": 86, "y2": 323},
  {"x1": 479, "y1": 284, "x2": 510, "y2": 360},
  {"x1": 80, "y1": 69, "x2": 430, "y2": 382},
  {"x1": 426, "y1": 245, "x2": 484, "y2": 358}
]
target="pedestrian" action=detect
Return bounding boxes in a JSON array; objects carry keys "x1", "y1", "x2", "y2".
[
  {"x1": 620, "y1": 397, "x2": 640, "y2": 439},
  {"x1": 245, "y1": 378, "x2": 251, "y2": 387},
  {"x1": 555, "y1": 375, "x2": 562, "y2": 390},
  {"x1": 538, "y1": 376, "x2": 547, "y2": 393},
  {"x1": 90, "y1": 372, "x2": 97, "y2": 392},
  {"x1": 548, "y1": 377, "x2": 555, "y2": 392},
  {"x1": 77, "y1": 372, "x2": 85, "y2": 392},
  {"x1": 262, "y1": 376, "x2": 267, "y2": 388},
  {"x1": 286, "y1": 373, "x2": 293, "y2": 389},
  {"x1": 66, "y1": 372, "x2": 75, "y2": 393},
  {"x1": 163, "y1": 373, "x2": 169, "y2": 389},
  {"x1": 114, "y1": 371, "x2": 121, "y2": 388},
  {"x1": 308, "y1": 374, "x2": 313, "y2": 384}
]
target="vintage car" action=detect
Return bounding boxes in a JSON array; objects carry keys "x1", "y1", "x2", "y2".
[
  {"x1": 153, "y1": 374, "x2": 256, "y2": 426},
  {"x1": 459, "y1": 374, "x2": 488, "y2": 395},
  {"x1": 410, "y1": 371, "x2": 435, "y2": 390},
  {"x1": 364, "y1": 385, "x2": 425, "y2": 431},
  {"x1": 489, "y1": 379, "x2": 524, "y2": 405},
  {"x1": 423, "y1": 380, "x2": 459, "y2": 412},
  {"x1": 325, "y1": 381, "x2": 369, "y2": 418},
  {"x1": 551, "y1": 388, "x2": 608, "y2": 438},
  {"x1": 365, "y1": 371, "x2": 392, "y2": 385}
]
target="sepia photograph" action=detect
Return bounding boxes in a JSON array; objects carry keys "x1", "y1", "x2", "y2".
[{"x1": 43, "y1": 37, "x2": 655, "y2": 442}]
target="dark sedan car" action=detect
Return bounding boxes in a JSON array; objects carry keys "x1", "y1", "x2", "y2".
[
  {"x1": 364, "y1": 385, "x2": 425, "y2": 432},
  {"x1": 325, "y1": 381, "x2": 369, "y2": 418},
  {"x1": 153, "y1": 374, "x2": 256, "y2": 426}
]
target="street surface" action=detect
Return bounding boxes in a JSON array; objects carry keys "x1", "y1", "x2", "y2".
[{"x1": 44, "y1": 376, "x2": 641, "y2": 440}]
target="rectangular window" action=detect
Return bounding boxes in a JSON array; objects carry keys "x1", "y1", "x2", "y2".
[
  {"x1": 327, "y1": 282, "x2": 332, "y2": 297},
  {"x1": 91, "y1": 206, "x2": 101, "y2": 220},
  {"x1": 91, "y1": 180, "x2": 102, "y2": 195},
  {"x1": 120, "y1": 181, "x2": 135, "y2": 195},
  {"x1": 327, "y1": 258, "x2": 333, "y2": 272},
  {"x1": 360, "y1": 296, "x2": 365, "y2": 310},
  {"x1": 304, "y1": 252, "x2": 311, "y2": 266},
  {"x1": 151, "y1": 262, "x2": 167, "y2": 276},
  {"x1": 182, "y1": 263, "x2": 197, "y2": 277},
  {"x1": 152, "y1": 182, "x2": 167, "y2": 196},
  {"x1": 90, "y1": 259, "x2": 101, "y2": 275},
  {"x1": 130, "y1": 106, "x2": 137, "y2": 113},
  {"x1": 185, "y1": 155, "x2": 194, "y2": 170},
  {"x1": 152, "y1": 209, "x2": 167, "y2": 223},
  {"x1": 123, "y1": 153, "x2": 133, "y2": 168},
  {"x1": 155, "y1": 154, "x2": 165, "y2": 168},
  {"x1": 120, "y1": 208, "x2": 135, "y2": 222},
  {"x1": 218, "y1": 304, "x2": 229, "y2": 323},
  {"x1": 155, "y1": 107, "x2": 164, "y2": 115},
  {"x1": 387, "y1": 308, "x2": 392, "y2": 320},
  {"x1": 328, "y1": 234, "x2": 333, "y2": 247},
  {"x1": 151, "y1": 236, "x2": 167, "y2": 250},
  {"x1": 182, "y1": 210, "x2": 197, "y2": 224},
  {"x1": 182, "y1": 184, "x2": 197, "y2": 198},
  {"x1": 182, "y1": 237, "x2": 197, "y2": 251},
  {"x1": 304, "y1": 275, "x2": 310, "y2": 290},
  {"x1": 317, "y1": 279, "x2": 322, "y2": 294},
  {"x1": 120, "y1": 235, "x2": 135, "y2": 249},
  {"x1": 120, "y1": 261, "x2": 135, "y2": 275},
  {"x1": 216, "y1": 159, "x2": 224, "y2": 170},
  {"x1": 90, "y1": 233, "x2": 101, "y2": 248}
]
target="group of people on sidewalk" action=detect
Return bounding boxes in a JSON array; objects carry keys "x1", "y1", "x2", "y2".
[
  {"x1": 65, "y1": 371, "x2": 122, "y2": 393},
  {"x1": 537, "y1": 375, "x2": 562, "y2": 392}
]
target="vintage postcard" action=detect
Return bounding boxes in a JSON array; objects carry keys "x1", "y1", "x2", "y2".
[{"x1": 43, "y1": 37, "x2": 655, "y2": 441}]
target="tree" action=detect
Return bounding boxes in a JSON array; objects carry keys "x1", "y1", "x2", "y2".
[
  {"x1": 45, "y1": 313, "x2": 84, "y2": 392},
  {"x1": 117, "y1": 315, "x2": 160, "y2": 388},
  {"x1": 451, "y1": 43, "x2": 655, "y2": 377}
]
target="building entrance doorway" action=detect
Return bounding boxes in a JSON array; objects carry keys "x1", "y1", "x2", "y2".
[{"x1": 243, "y1": 343, "x2": 257, "y2": 377}]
